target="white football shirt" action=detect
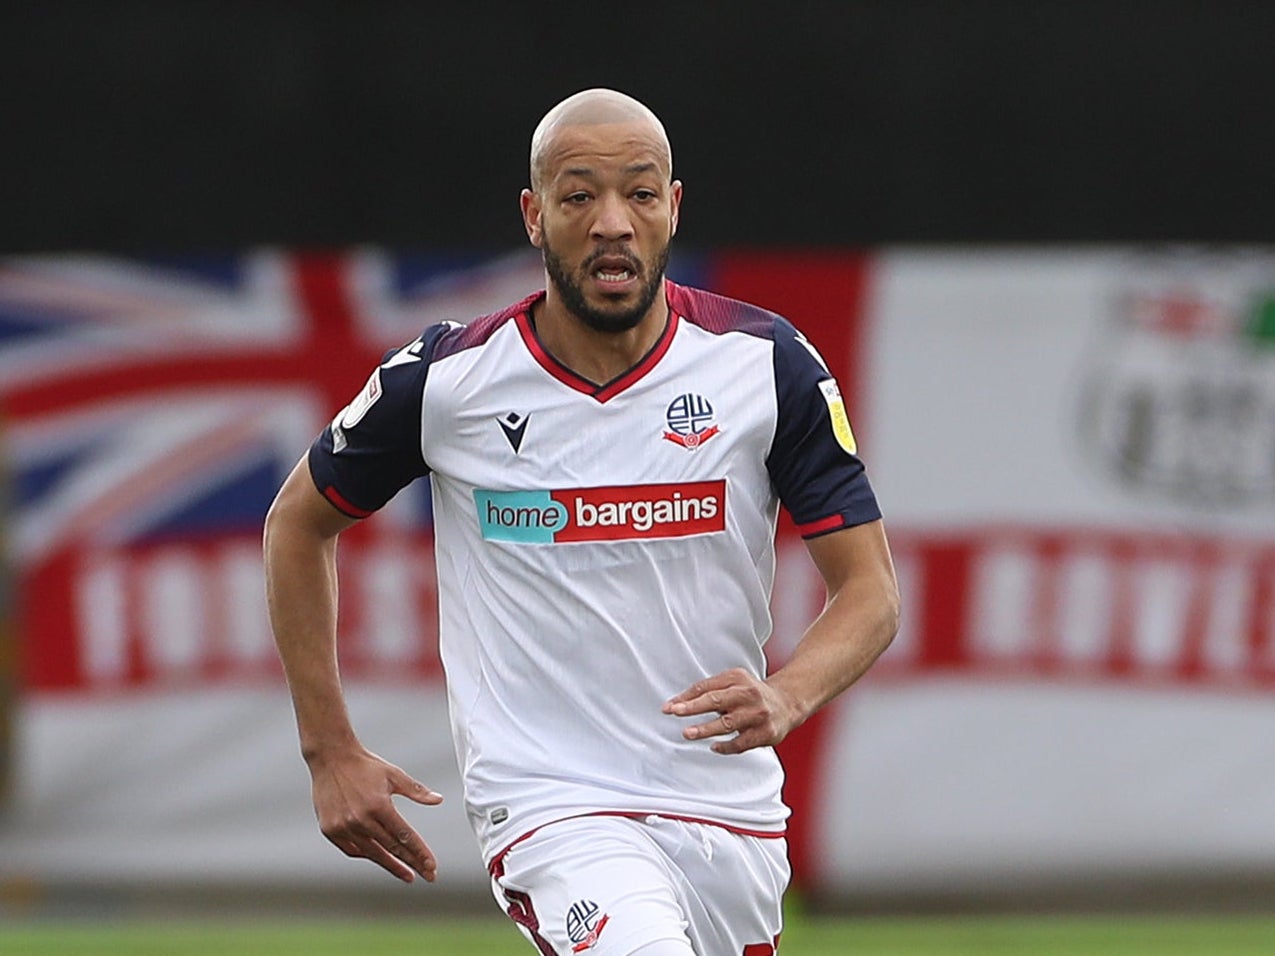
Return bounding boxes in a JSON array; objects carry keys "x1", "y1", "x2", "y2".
[{"x1": 309, "y1": 281, "x2": 880, "y2": 861}]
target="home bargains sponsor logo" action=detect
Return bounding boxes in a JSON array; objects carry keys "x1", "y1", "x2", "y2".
[{"x1": 474, "y1": 481, "x2": 726, "y2": 543}]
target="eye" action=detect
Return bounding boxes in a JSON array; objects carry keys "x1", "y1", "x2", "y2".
[
  {"x1": 565, "y1": 192, "x2": 591, "y2": 204},
  {"x1": 633, "y1": 189, "x2": 658, "y2": 202}
]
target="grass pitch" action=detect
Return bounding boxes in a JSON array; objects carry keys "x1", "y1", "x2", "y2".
[{"x1": 2, "y1": 914, "x2": 1274, "y2": 955}]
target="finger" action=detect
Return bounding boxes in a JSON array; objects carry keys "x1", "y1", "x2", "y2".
[
  {"x1": 663, "y1": 673, "x2": 737, "y2": 709},
  {"x1": 665, "y1": 686, "x2": 740, "y2": 718},
  {"x1": 711, "y1": 731, "x2": 762, "y2": 755},
  {"x1": 387, "y1": 834, "x2": 440, "y2": 883},
  {"x1": 362, "y1": 837, "x2": 421, "y2": 883},
  {"x1": 391, "y1": 831, "x2": 439, "y2": 883},
  {"x1": 391, "y1": 773, "x2": 445, "y2": 807},
  {"x1": 682, "y1": 710, "x2": 740, "y2": 741},
  {"x1": 697, "y1": 717, "x2": 774, "y2": 754},
  {"x1": 370, "y1": 809, "x2": 438, "y2": 882},
  {"x1": 326, "y1": 831, "x2": 417, "y2": 883},
  {"x1": 335, "y1": 838, "x2": 362, "y2": 858}
]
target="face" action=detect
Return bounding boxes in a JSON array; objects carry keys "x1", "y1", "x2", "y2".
[{"x1": 521, "y1": 121, "x2": 682, "y2": 333}]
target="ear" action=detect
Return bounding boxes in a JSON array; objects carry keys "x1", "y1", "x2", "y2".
[
  {"x1": 669, "y1": 180, "x2": 683, "y2": 238},
  {"x1": 520, "y1": 188, "x2": 543, "y2": 248}
]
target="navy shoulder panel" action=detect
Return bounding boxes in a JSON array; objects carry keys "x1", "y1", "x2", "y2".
[
  {"x1": 666, "y1": 281, "x2": 777, "y2": 339},
  {"x1": 766, "y1": 314, "x2": 881, "y2": 537},
  {"x1": 307, "y1": 323, "x2": 452, "y2": 517},
  {"x1": 432, "y1": 290, "x2": 542, "y2": 361}
]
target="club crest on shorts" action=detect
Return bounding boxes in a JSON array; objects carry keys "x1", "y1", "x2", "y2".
[
  {"x1": 663, "y1": 393, "x2": 719, "y2": 449},
  {"x1": 566, "y1": 899, "x2": 609, "y2": 952}
]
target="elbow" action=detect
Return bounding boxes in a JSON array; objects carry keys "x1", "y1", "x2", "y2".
[
  {"x1": 262, "y1": 487, "x2": 291, "y2": 553},
  {"x1": 876, "y1": 577, "x2": 903, "y2": 654},
  {"x1": 263, "y1": 462, "x2": 355, "y2": 558}
]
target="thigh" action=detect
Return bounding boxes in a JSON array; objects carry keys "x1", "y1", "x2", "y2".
[
  {"x1": 490, "y1": 816, "x2": 695, "y2": 956},
  {"x1": 643, "y1": 817, "x2": 789, "y2": 956}
]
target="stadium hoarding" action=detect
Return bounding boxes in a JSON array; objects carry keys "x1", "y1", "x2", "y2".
[
  {"x1": 812, "y1": 247, "x2": 1275, "y2": 895},
  {"x1": 0, "y1": 248, "x2": 1273, "y2": 899}
]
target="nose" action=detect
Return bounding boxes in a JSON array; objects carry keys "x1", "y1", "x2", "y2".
[{"x1": 590, "y1": 191, "x2": 634, "y2": 242}]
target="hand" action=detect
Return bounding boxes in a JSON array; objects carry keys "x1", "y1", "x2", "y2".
[
  {"x1": 662, "y1": 668, "x2": 803, "y2": 755},
  {"x1": 307, "y1": 746, "x2": 444, "y2": 883}
]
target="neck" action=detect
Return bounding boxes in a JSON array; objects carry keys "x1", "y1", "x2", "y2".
[{"x1": 533, "y1": 285, "x2": 669, "y2": 384}]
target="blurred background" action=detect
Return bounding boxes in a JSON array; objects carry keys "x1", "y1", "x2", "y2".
[{"x1": 2, "y1": 0, "x2": 1275, "y2": 926}]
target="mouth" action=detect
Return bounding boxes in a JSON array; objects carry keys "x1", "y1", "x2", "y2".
[
  {"x1": 594, "y1": 268, "x2": 635, "y2": 284},
  {"x1": 587, "y1": 254, "x2": 641, "y2": 289}
]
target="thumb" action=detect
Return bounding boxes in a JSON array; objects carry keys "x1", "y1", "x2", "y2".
[{"x1": 392, "y1": 771, "x2": 444, "y2": 806}]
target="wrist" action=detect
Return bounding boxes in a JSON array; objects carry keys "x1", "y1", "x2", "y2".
[
  {"x1": 300, "y1": 732, "x2": 362, "y2": 767},
  {"x1": 764, "y1": 674, "x2": 814, "y2": 731}
]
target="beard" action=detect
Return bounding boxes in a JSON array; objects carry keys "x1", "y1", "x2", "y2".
[{"x1": 543, "y1": 238, "x2": 670, "y2": 334}]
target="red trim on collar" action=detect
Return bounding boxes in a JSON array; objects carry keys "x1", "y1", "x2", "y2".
[
  {"x1": 596, "y1": 311, "x2": 678, "y2": 402},
  {"x1": 514, "y1": 304, "x2": 680, "y2": 403}
]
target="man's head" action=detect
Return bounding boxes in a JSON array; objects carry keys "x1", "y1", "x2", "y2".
[{"x1": 521, "y1": 89, "x2": 682, "y2": 334}]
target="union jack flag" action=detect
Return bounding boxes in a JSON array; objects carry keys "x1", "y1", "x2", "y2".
[{"x1": 0, "y1": 249, "x2": 548, "y2": 691}]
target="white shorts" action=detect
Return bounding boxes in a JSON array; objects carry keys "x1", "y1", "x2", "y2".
[{"x1": 488, "y1": 813, "x2": 789, "y2": 956}]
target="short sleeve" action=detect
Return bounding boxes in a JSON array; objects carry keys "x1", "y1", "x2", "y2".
[
  {"x1": 307, "y1": 327, "x2": 448, "y2": 518},
  {"x1": 765, "y1": 317, "x2": 881, "y2": 537}
]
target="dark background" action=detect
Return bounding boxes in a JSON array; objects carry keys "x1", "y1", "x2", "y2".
[{"x1": 4, "y1": 1, "x2": 1274, "y2": 253}]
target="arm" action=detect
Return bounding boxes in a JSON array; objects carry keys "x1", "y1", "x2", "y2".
[
  {"x1": 263, "y1": 456, "x2": 443, "y2": 882},
  {"x1": 664, "y1": 518, "x2": 899, "y2": 754}
]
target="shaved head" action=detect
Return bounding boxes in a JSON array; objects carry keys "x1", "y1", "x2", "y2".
[{"x1": 529, "y1": 88, "x2": 672, "y2": 192}]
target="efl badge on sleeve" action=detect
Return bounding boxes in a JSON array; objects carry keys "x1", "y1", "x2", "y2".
[
  {"x1": 818, "y1": 379, "x2": 857, "y2": 454},
  {"x1": 340, "y1": 368, "x2": 383, "y2": 429}
]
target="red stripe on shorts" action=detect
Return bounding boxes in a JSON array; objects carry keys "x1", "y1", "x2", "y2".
[
  {"x1": 494, "y1": 880, "x2": 556, "y2": 956},
  {"x1": 488, "y1": 810, "x2": 786, "y2": 876}
]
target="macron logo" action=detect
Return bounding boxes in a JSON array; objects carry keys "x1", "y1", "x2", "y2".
[
  {"x1": 475, "y1": 481, "x2": 726, "y2": 543},
  {"x1": 498, "y1": 412, "x2": 530, "y2": 453}
]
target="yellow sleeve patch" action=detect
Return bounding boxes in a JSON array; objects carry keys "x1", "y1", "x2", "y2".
[{"x1": 818, "y1": 379, "x2": 857, "y2": 454}]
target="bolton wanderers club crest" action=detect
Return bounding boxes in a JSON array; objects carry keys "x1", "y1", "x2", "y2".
[
  {"x1": 566, "y1": 899, "x2": 609, "y2": 953},
  {"x1": 663, "y1": 393, "x2": 719, "y2": 449},
  {"x1": 1079, "y1": 250, "x2": 1275, "y2": 507}
]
